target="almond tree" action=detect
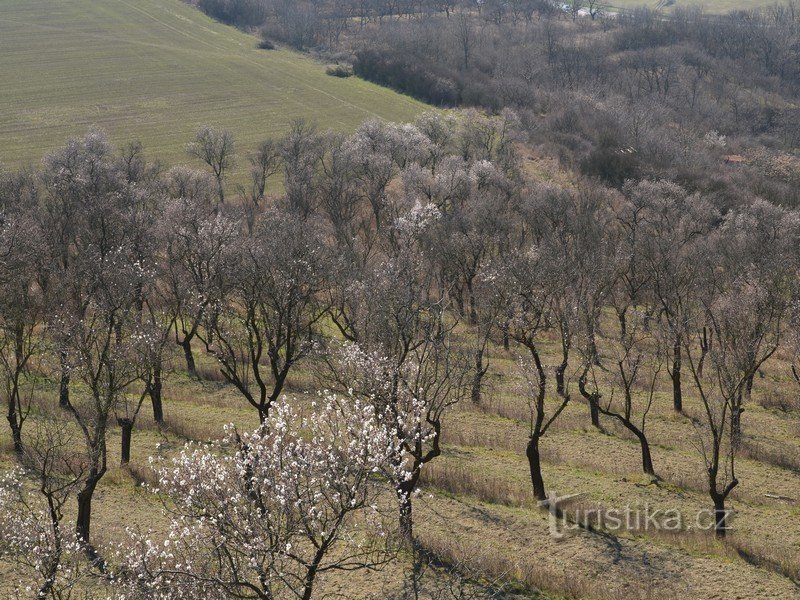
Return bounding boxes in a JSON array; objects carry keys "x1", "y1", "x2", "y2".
[
  {"x1": 685, "y1": 274, "x2": 787, "y2": 537},
  {"x1": 186, "y1": 126, "x2": 235, "y2": 204},
  {"x1": 582, "y1": 308, "x2": 662, "y2": 477},
  {"x1": 113, "y1": 317, "x2": 163, "y2": 466},
  {"x1": 328, "y1": 203, "x2": 470, "y2": 544},
  {"x1": 160, "y1": 196, "x2": 239, "y2": 376},
  {"x1": 0, "y1": 213, "x2": 47, "y2": 454},
  {"x1": 209, "y1": 208, "x2": 329, "y2": 423},
  {"x1": 58, "y1": 246, "x2": 153, "y2": 552},
  {"x1": 117, "y1": 395, "x2": 402, "y2": 600},
  {"x1": 709, "y1": 200, "x2": 798, "y2": 432},
  {"x1": 0, "y1": 420, "x2": 90, "y2": 598},
  {"x1": 280, "y1": 119, "x2": 325, "y2": 219},
  {"x1": 533, "y1": 184, "x2": 617, "y2": 424},
  {"x1": 40, "y1": 131, "x2": 127, "y2": 409},
  {"x1": 489, "y1": 249, "x2": 569, "y2": 501},
  {"x1": 631, "y1": 180, "x2": 718, "y2": 413}
]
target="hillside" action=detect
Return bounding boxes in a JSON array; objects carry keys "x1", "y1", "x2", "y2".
[{"x1": 0, "y1": 0, "x2": 424, "y2": 171}]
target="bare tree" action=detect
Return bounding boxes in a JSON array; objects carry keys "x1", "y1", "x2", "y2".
[
  {"x1": 632, "y1": 180, "x2": 718, "y2": 413},
  {"x1": 0, "y1": 213, "x2": 46, "y2": 454},
  {"x1": 491, "y1": 248, "x2": 570, "y2": 501},
  {"x1": 209, "y1": 209, "x2": 329, "y2": 423},
  {"x1": 455, "y1": 8, "x2": 476, "y2": 71},
  {"x1": 58, "y1": 245, "x2": 152, "y2": 552},
  {"x1": 160, "y1": 197, "x2": 239, "y2": 376},
  {"x1": 583, "y1": 308, "x2": 662, "y2": 477},
  {"x1": 186, "y1": 126, "x2": 235, "y2": 204},
  {"x1": 239, "y1": 138, "x2": 281, "y2": 216},
  {"x1": 280, "y1": 119, "x2": 325, "y2": 219}
]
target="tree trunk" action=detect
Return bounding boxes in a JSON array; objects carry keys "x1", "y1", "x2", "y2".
[
  {"x1": 555, "y1": 361, "x2": 567, "y2": 396},
  {"x1": 627, "y1": 422, "x2": 654, "y2": 476},
  {"x1": 76, "y1": 476, "x2": 100, "y2": 546},
  {"x1": 118, "y1": 418, "x2": 133, "y2": 465},
  {"x1": 6, "y1": 399, "x2": 22, "y2": 454},
  {"x1": 180, "y1": 336, "x2": 197, "y2": 377},
  {"x1": 39, "y1": 499, "x2": 62, "y2": 599},
  {"x1": 671, "y1": 339, "x2": 682, "y2": 412},
  {"x1": 467, "y1": 285, "x2": 477, "y2": 326},
  {"x1": 301, "y1": 545, "x2": 327, "y2": 600},
  {"x1": 589, "y1": 395, "x2": 600, "y2": 429},
  {"x1": 731, "y1": 405, "x2": 744, "y2": 445},
  {"x1": 455, "y1": 289, "x2": 465, "y2": 320},
  {"x1": 397, "y1": 482, "x2": 414, "y2": 544},
  {"x1": 471, "y1": 347, "x2": 486, "y2": 405},
  {"x1": 713, "y1": 496, "x2": 727, "y2": 539},
  {"x1": 526, "y1": 436, "x2": 546, "y2": 501},
  {"x1": 587, "y1": 325, "x2": 600, "y2": 367},
  {"x1": 216, "y1": 176, "x2": 225, "y2": 205},
  {"x1": 59, "y1": 349, "x2": 70, "y2": 408},
  {"x1": 150, "y1": 364, "x2": 164, "y2": 424},
  {"x1": 617, "y1": 308, "x2": 627, "y2": 340}
]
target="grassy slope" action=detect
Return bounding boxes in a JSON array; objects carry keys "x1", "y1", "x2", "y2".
[
  {"x1": 0, "y1": 0, "x2": 424, "y2": 172},
  {"x1": 3, "y1": 326, "x2": 799, "y2": 597}
]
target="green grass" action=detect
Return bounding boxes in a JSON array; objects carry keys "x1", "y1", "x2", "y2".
[{"x1": 0, "y1": 0, "x2": 425, "y2": 174}]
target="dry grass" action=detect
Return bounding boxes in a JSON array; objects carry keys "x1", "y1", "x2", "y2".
[
  {"x1": 419, "y1": 528, "x2": 616, "y2": 600},
  {"x1": 3, "y1": 319, "x2": 800, "y2": 597},
  {"x1": 421, "y1": 458, "x2": 537, "y2": 510},
  {"x1": 740, "y1": 438, "x2": 800, "y2": 474}
]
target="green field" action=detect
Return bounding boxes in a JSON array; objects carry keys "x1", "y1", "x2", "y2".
[{"x1": 0, "y1": 0, "x2": 425, "y2": 173}]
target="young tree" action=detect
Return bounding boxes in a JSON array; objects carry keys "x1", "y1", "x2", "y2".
[
  {"x1": 0, "y1": 213, "x2": 46, "y2": 454},
  {"x1": 209, "y1": 209, "x2": 329, "y2": 423},
  {"x1": 0, "y1": 420, "x2": 91, "y2": 598},
  {"x1": 118, "y1": 396, "x2": 402, "y2": 600},
  {"x1": 328, "y1": 203, "x2": 470, "y2": 544},
  {"x1": 58, "y1": 246, "x2": 153, "y2": 552},
  {"x1": 186, "y1": 126, "x2": 235, "y2": 204}
]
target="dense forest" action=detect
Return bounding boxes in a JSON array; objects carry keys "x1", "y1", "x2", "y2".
[{"x1": 195, "y1": 0, "x2": 800, "y2": 208}]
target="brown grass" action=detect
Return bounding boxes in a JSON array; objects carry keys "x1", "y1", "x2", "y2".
[{"x1": 419, "y1": 528, "x2": 626, "y2": 600}]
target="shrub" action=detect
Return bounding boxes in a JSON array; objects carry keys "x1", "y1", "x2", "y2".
[
  {"x1": 258, "y1": 38, "x2": 275, "y2": 50},
  {"x1": 326, "y1": 64, "x2": 353, "y2": 78}
]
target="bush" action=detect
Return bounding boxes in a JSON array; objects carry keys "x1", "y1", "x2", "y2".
[
  {"x1": 326, "y1": 64, "x2": 353, "y2": 78},
  {"x1": 353, "y1": 47, "x2": 460, "y2": 107},
  {"x1": 258, "y1": 38, "x2": 275, "y2": 50}
]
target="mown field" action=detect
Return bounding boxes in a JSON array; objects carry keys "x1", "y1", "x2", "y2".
[{"x1": 0, "y1": 0, "x2": 424, "y2": 176}]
